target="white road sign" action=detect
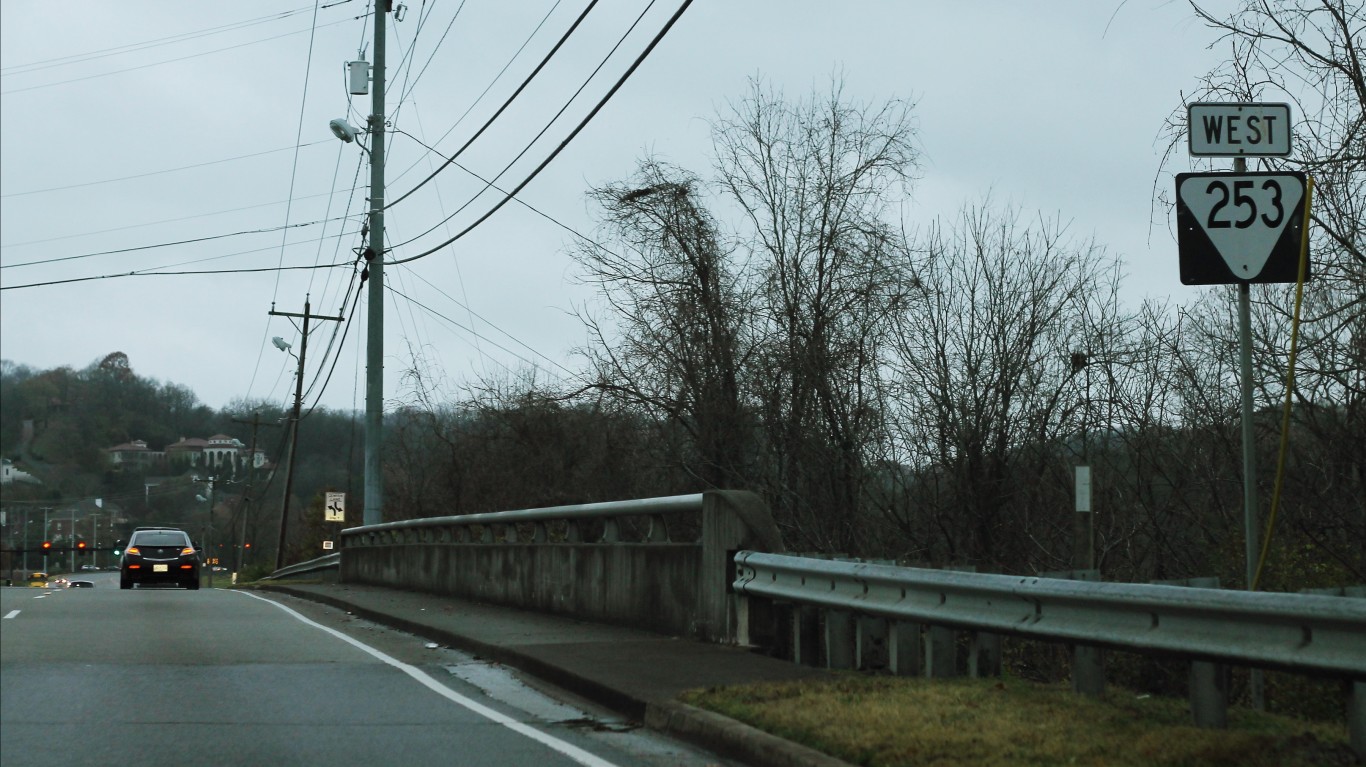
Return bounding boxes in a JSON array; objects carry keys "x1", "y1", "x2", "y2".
[
  {"x1": 1188, "y1": 102, "x2": 1292, "y2": 157},
  {"x1": 325, "y1": 491, "x2": 346, "y2": 522},
  {"x1": 1175, "y1": 171, "x2": 1308, "y2": 284}
]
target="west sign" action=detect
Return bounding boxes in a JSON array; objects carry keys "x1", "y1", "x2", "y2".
[{"x1": 1188, "y1": 102, "x2": 1292, "y2": 157}]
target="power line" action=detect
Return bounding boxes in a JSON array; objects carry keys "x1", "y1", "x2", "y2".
[
  {"x1": 0, "y1": 250, "x2": 356, "y2": 291},
  {"x1": 389, "y1": 0, "x2": 652, "y2": 251},
  {"x1": 386, "y1": 0, "x2": 694, "y2": 266},
  {"x1": 1, "y1": 18, "x2": 353, "y2": 95},
  {"x1": 385, "y1": 281, "x2": 580, "y2": 383},
  {"x1": 385, "y1": 0, "x2": 564, "y2": 192},
  {"x1": 0, "y1": 216, "x2": 359, "y2": 270},
  {"x1": 0, "y1": 5, "x2": 319, "y2": 75},
  {"x1": 386, "y1": 0, "x2": 596, "y2": 210},
  {"x1": 0, "y1": 141, "x2": 330, "y2": 198}
]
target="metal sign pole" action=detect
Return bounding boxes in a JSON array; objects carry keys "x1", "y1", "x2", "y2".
[{"x1": 1231, "y1": 155, "x2": 1265, "y2": 709}]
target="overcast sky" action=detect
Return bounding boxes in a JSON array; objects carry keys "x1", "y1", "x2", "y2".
[{"x1": 0, "y1": 0, "x2": 1240, "y2": 416}]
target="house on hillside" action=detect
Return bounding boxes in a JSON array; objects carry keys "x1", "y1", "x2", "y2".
[
  {"x1": 166, "y1": 437, "x2": 209, "y2": 467},
  {"x1": 107, "y1": 440, "x2": 165, "y2": 468},
  {"x1": 115, "y1": 435, "x2": 268, "y2": 475},
  {"x1": 0, "y1": 458, "x2": 40, "y2": 486}
]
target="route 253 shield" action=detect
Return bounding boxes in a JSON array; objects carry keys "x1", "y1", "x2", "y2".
[{"x1": 1175, "y1": 171, "x2": 1309, "y2": 285}]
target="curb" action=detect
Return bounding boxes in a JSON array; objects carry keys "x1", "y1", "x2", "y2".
[
  {"x1": 258, "y1": 584, "x2": 855, "y2": 767},
  {"x1": 645, "y1": 700, "x2": 857, "y2": 767}
]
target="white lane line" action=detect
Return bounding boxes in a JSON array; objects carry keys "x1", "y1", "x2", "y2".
[
  {"x1": 3, "y1": 610, "x2": 19, "y2": 619},
  {"x1": 235, "y1": 590, "x2": 622, "y2": 767}
]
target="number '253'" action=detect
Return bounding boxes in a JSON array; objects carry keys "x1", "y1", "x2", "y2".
[{"x1": 1206, "y1": 179, "x2": 1284, "y2": 229}]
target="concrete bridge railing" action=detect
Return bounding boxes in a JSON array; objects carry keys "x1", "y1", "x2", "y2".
[{"x1": 338, "y1": 490, "x2": 783, "y2": 642}]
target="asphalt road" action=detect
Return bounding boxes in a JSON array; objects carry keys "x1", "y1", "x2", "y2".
[{"x1": 0, "y1": 581, "x2": 739, "y2": 767}]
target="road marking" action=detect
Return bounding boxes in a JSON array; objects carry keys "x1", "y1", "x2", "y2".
[
  {"x1": 3, "y1": 610, "x2": 19, "y2": 619},
  {"x1": 235, "y1": 590, "x2": 622, "y2": 767}
]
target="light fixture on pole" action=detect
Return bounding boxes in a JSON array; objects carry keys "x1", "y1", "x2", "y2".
[{"x1": 329, "y1": 118, "x2": 360, "y2": 143}]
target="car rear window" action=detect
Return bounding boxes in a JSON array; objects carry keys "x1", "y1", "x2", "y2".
[{"x1": 135, "y1": 532, "x2": 188, "y2": 547}]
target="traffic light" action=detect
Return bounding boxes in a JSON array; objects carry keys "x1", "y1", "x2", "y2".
[
  {"x1": 113, "y1": 539, "x2": 125, "y2": 556},
  {"x1": 41, "y1": 541, "x2": 52, "y2": 552},
  {"x1": 76, "y1": 541, "x2": 88, "y2": 555}
]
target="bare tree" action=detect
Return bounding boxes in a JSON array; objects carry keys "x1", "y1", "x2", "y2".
[
  {"x1": 713, "y1": 78, "x2": 920, "y2": 554},
  {"x1": 886, "y1": 203, "x2": 1125, "y2": 572},
  {"x1": 574, "y1": 160, "x2": 753, "y2": 489}
]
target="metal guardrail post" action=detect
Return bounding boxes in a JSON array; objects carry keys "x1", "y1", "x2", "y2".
[
  {"x1": 925, "y1": 624, "x2": 957, "y2": 679},
  {"x1": 825, "y1": 610, "x2": 856, "y2": 670},
  {"x1": 1350, "y1": 681, "x2": 1364, "y2": 764},
  {"x1": 888, "y1": 620, "x2": 921, "y2": 676},
  {"x1": 856, "y1": 615, "x2": 888, "y2": 670},
  {"x1": 1044, "y1": 569, "x2": 1105, "y2": 697},
  {"x1": 1155, "y1": 576, "x2": 1227, "y2": 728},
  {"x1": 1303, "y1": 585, "x2": 1366, "y2": 761},
  {"x1": 793, "y1": 605, "x2": 820, "y2": 666},
  {"x1": 948, "y1": 565, "x2": 1003, "y2": 678}
]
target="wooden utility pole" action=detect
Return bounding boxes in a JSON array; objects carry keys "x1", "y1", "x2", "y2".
[
  {"x1": 268, "y1": 297, "x2": 343, "y2": 570},
  {"x1": 230, "y1": 412, "x2": 280, "y2": 573}
]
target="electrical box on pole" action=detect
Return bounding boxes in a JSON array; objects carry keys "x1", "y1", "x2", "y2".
[{"x1": 348, "y1": 60, "x2": 369, "y2": 95}]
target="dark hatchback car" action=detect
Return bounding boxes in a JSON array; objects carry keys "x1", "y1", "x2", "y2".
[{"x1": 120, "y1": 528, "x2": 200, "y2": 590}]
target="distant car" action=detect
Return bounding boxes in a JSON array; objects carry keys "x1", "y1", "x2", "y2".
[
  {"x1": 50, "y1": 577, "x2": 69, "y2": 588},
  {"x1": 67, "y1": 580, "x2": 94, "y2": 588},
  {"x1": 120, "y1": 528, "x2": 200, "y2": 590},
  {"x1": 27, "y1": 572, "x2": 49, "y2": 587},
  {"x1": 81, "y1": 564, "x2": 98, "y2": 571}
]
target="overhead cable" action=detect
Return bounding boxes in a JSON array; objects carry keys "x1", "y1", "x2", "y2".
[
  {"x1": 390, "y1": 0, "x2": 651, "y2": 250},
  {"x1": 385, "y1": 0, "x2": 693, "y2": 266},
  {"x1": 385, "y1": 0, "x2": 593, "y2": 209}
]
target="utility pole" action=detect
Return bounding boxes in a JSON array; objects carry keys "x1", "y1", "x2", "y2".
[
  {"x1": 363, "y1": 0, "x2": 390, "y2": 528},
  {"x1": 205, "y1": 477, "x2": 216, "y2": 588},
  {"x1": 231, "y1": 412, "x2": 279, "y2": 573},
  {"x1": 41, "y1": 507, "x2": 51, "y2": 572},
  {"x1": 269, "y1": 297, "x2": 343, "y2": 569},
  {"x1": 89, "y1": 512, "x2": 101, "y2": 569}
]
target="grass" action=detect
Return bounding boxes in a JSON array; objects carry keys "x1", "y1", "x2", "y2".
[{"x1": 680, "y1": 675, "x2": 1354, "y2": 767}]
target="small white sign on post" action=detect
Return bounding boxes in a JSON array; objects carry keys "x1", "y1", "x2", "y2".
[
  {"x1": 322, "y1": 540, "x2": 334, "y2": 550},
  {"x1": 325, "y1": 492, "x2": 346, "y2": 523},
  {"x1": 1075, "y1": 466, "x2": 1092, "y2": 513},
  {"x1": 1188, "y1": 102, "x2": 1292, "y2": 157}
]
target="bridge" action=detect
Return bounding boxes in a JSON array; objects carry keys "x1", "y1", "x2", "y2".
[{"x1": 267, "y1": 489, "x2": 1366, "y2": 761}]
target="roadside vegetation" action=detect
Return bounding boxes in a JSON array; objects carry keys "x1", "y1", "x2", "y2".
[{"x1": 682, "y1": 675, "x2": 1356, "y2": 767}]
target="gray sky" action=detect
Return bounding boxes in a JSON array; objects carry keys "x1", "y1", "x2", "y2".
[{"x1": 0, "y1": 0, "x2": 1237, "y2": 414}]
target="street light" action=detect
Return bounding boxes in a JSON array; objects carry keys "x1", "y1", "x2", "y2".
[{"x1": 329, "y1": 118, "x2": 361, "y2": 144}]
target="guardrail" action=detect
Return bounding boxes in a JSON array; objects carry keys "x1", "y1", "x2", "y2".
[
  {"x1": 733, "y1": 551, "x2": 1366, "y2": 754},
  {"x1": 265, "y1": 552, "x2": 341, "y2": 582},
  {"x1": 343, "y1": 493, "x2": 707, "y2": 546},
  {"x1": 340, "y1": 490, "x2": 782, "y2": 641}
]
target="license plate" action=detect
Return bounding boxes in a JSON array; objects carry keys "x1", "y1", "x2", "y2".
[{"x1": 153, "y1": 564, "x2": 169, "y2": 573}]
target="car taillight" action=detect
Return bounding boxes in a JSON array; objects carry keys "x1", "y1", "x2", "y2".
[
  {"x1": 179, "y1": 564, "x2": 193, "y2": 569},
  {"x1": 126, "y1": 546, "x2": 141, "y2": 556},
  {"x1": 180, "y1": 547, "x2": 195, "y2": 556}
]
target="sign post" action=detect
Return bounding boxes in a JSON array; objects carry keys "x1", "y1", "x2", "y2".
[
  {"x1": 324, "y1": 492, "x2": 345, "y2": 555},
  {"x1": 1179, "y1": 101, "x2": 1306, "y2": 711}
]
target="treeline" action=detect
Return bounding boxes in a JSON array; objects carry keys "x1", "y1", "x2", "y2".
[
  {"x1": 384, "y1": 1, "x2": 1363, "y2": 591},
  {"x1": 0, "y1": 353, "x2": 362, "y2": 569}
]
